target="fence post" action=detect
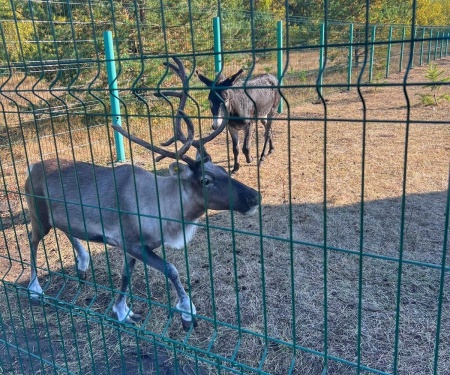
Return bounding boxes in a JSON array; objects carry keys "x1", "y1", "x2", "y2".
[
  {"x1": 445, "y1": 32, "x2": 450, "y2": 57},
  {"x1": 399, "y1": 26, "x2": 405, "y2": 72},
  {"x1": 419, "y1": 28, "x2": 425, "y2": 66},
  {"x1": 434, "y1": 30, "x2": 439, "y2": 60},
  {"x1": 445, "y1": 32, "x2": 448, "y2": 56},
  {"x1": 386, "y1": 26, "x2": 393, "y2": 78},
  {"x1": 348, "y1": 23, "x2": 353, "y2": 90},
  {"x1": 445, "y1": 32, "x2": 450, "y2": 56},
  {"x1": 213, "y1": 17, "x2": 222, "y2": 74},
  {"x1": 369, "y1": 25, "x2": 376, "y2": 82},
  {"x1": 427, "y1": 29, "x2": 433, "y2": 64},
  {"x1": 277, "y1": 20, "x2": 283, "y2": 113},
  {"x1": 439, "y1": 31, "x2": 444, "y2": 59},
  {"x1": 103, "y1": 30, "x2": 125, "y2": 162},
  {"x1": 318, "y1": 23, "x2": 325, "y2": 97}
]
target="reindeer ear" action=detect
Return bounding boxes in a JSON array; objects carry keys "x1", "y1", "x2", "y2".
[
  {"x1": 169, "y1": 162, "x2": 193, "y2": 180},
  {"x1": 195, "y1": 148, "x2": 212, "y2": 163}
]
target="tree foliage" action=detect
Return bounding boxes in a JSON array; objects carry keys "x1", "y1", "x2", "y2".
[
  {"x1": 0, "y1": 0, "x2": 36, "y2": 62},
  {"x1": 416, "y1": 0, "x2": 450, "y2": 26},
  {"x1": 0, "y1": 0, "x2": 448, "y2": 69},
  {"x1": 287, "y1": 0, "x2": 450, "y2": 25}
]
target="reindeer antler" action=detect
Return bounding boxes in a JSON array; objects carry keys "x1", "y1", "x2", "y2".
[
  {"x1": 112, "y1": 110, "x2": 195, "y2": 164},
  {"x1": 113, "y1": 57, "x2": 226, "y2": 164},
  {"x1": 154, "y1": 57, "x2": 190, "y2": 150}
]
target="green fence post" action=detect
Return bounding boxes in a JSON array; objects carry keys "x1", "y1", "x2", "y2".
[
  {"x1": 348, "y1": 23, "x2": 353, "y2": 90},
  {"x1": 445, "y1": 32, "x2": 448, "y2": 56},
  {"x1": 103, "y1": 30, "x2": 125, "y2": 162},
  {"x1": 445, "y1": 32, "x2": 449, "y2": 56},
  {"x1": 369, "y1": 25, "x2": 376, "y2": 82},
  {"x1": 419, "y1": 28, "x2": 425, "y2": 66},
  {"x1": 318, "y1": 23, "x2": 325, "y2": 97},
  {"x1": 427, "y1": 29, "x2": 433, "y2": 64},
  {"x1": 434, "y1": 30, "x2": 439, "y2": 60},
  {"x1": 439, "y1": 31, "x2": 444, "y2": 59},
  {"x1": 399, "y1": 26, "x2": 405, "y2": 72},
  {"x1": 277, "y1": 20, "x2": 283, "y2": 113},
  {"x1": 213, "y1": 17, "x2": 222, "y2": 74},
  {"x1": 386, "y1": 26, "x2": 393, "y2": 78}
]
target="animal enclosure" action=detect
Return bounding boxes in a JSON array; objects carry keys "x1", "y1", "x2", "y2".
[{"x1": 0, "y1": 1, "x2": 450, "y2": 374}]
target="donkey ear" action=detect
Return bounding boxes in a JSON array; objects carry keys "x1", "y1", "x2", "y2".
[
  {"x1": 220, "y1": 69, "x2": 244, "y2": 88},
  {"x1": 216, "y1": 73, "x2": 227, "y2": 84},
  {"x1": 227, "y1": 69, "x2": 244, "y2": 84},
  {"x1": 196, "y1": 69, "x2": 213, "y2": 87}
]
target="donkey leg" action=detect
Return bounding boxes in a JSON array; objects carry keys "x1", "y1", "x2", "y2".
[
  {"x1": 113, "y1": 254, "x2": 142, "y2": 323},
  {"x1": 229, "y1": 128, "x2": 241, "y2": 174},
  {"x1": 259, "y1": 119, "x2": 270, "y2": 162},
  {"x1": 267, "y1": 118, "x2": 275, "y2": 155},
  {"x1": 242, "y1": 122, "x2": 254, "y2": 165},
  {"x1": 259, "y1": 117, "x2": 274, "y2": 163},
  {"x1": 133, "y1": 247, "x2": 197, "y2": 331}
]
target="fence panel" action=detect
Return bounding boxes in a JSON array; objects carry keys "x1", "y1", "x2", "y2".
[{"x1": 1, "y1": 1, "x2": 449, "y2": 374}]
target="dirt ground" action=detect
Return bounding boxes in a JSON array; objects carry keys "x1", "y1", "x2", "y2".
[{"x1": 0, "y1": 58, "x2": 449, "y2": 374}]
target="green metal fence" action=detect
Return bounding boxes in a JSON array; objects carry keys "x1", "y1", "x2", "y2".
[{"x1": 1, "y1": 1, "x2": 449, "y2": 374}]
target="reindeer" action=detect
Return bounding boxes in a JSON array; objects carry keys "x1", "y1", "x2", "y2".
[
  {"x1": 24, "y1": 58, "x2": 260, "y2": 331},
  {"x1": 196, "y1": 69, "x2": 281, "y2": 173}
]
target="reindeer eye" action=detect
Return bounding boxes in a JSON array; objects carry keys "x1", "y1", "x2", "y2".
[{"x1": 201, "y1": 176, "x2": 213, "y2": 187}]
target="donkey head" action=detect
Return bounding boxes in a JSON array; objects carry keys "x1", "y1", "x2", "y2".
[{"x1": 197, "y1": 69, "x2": 244, "y2": 130}]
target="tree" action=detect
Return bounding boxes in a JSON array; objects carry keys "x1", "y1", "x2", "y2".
[
  {"x1": 0, "y1": 0, "x2": 36, "y2": 63},
  {"x1": 416, "y1": 0, "x2": 450, "y2": 26}
]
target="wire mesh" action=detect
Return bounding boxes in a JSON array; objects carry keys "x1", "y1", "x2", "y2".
[{"x1": 1, "y1": 0, "x2": 450, "y2": 374}]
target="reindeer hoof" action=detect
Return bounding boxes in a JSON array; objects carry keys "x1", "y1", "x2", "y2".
[
  {"x1": 124, "y1": 313, "x2": 142, "y2": 324},
  {"x1": 30, "y1": 294, "x2": 43, "y2": 305},
  {"x1": 75, "y1": 259, "x2": 88, "y2": 280},
  {"x1": 181, "y1": 316, "x2": 198, "y2": 332},
  {"x1": 130, "y1": 312, "x2": 142, "y2": 321},
  {"x1": 77, "y1": 270, "x2": 87, "y2": 280}
]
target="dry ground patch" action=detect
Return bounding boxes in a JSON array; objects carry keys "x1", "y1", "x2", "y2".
[{"x1": 0, "y1": 59, "x2": 449, "y2": 374}]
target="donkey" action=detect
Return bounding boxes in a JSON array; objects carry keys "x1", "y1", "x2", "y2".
[
  {"x1": 24, "y1": 58, "x2": 260, "y2": 331},
  {"x1": 197, "y1": 69, "x2": 281, "y2": 173}
]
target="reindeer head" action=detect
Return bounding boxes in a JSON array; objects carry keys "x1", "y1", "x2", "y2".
[{"x1": 113, "y1": 58, "x2": 260, "y2": 214}]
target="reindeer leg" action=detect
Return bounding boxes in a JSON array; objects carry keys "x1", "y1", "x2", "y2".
[
  {"x1": 229, "y1": 127, "x2": 241, "y2": 174},
  {"x1": 65, "y1": 234, "x2": 90, "y2": 280},
  {"x1": 113, "y1": 254, "x2": 142, "y2": 323},
  {"x1": 132, "y1": 246, "x2": 197, "y2": 331},
  {"x1": 28, "y1": 231, "x2": 44, "y2": 300}
]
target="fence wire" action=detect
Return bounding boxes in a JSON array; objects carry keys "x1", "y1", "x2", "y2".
[{"x1": 0, "y1": 1, "x2": 449, "y2": 374}]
